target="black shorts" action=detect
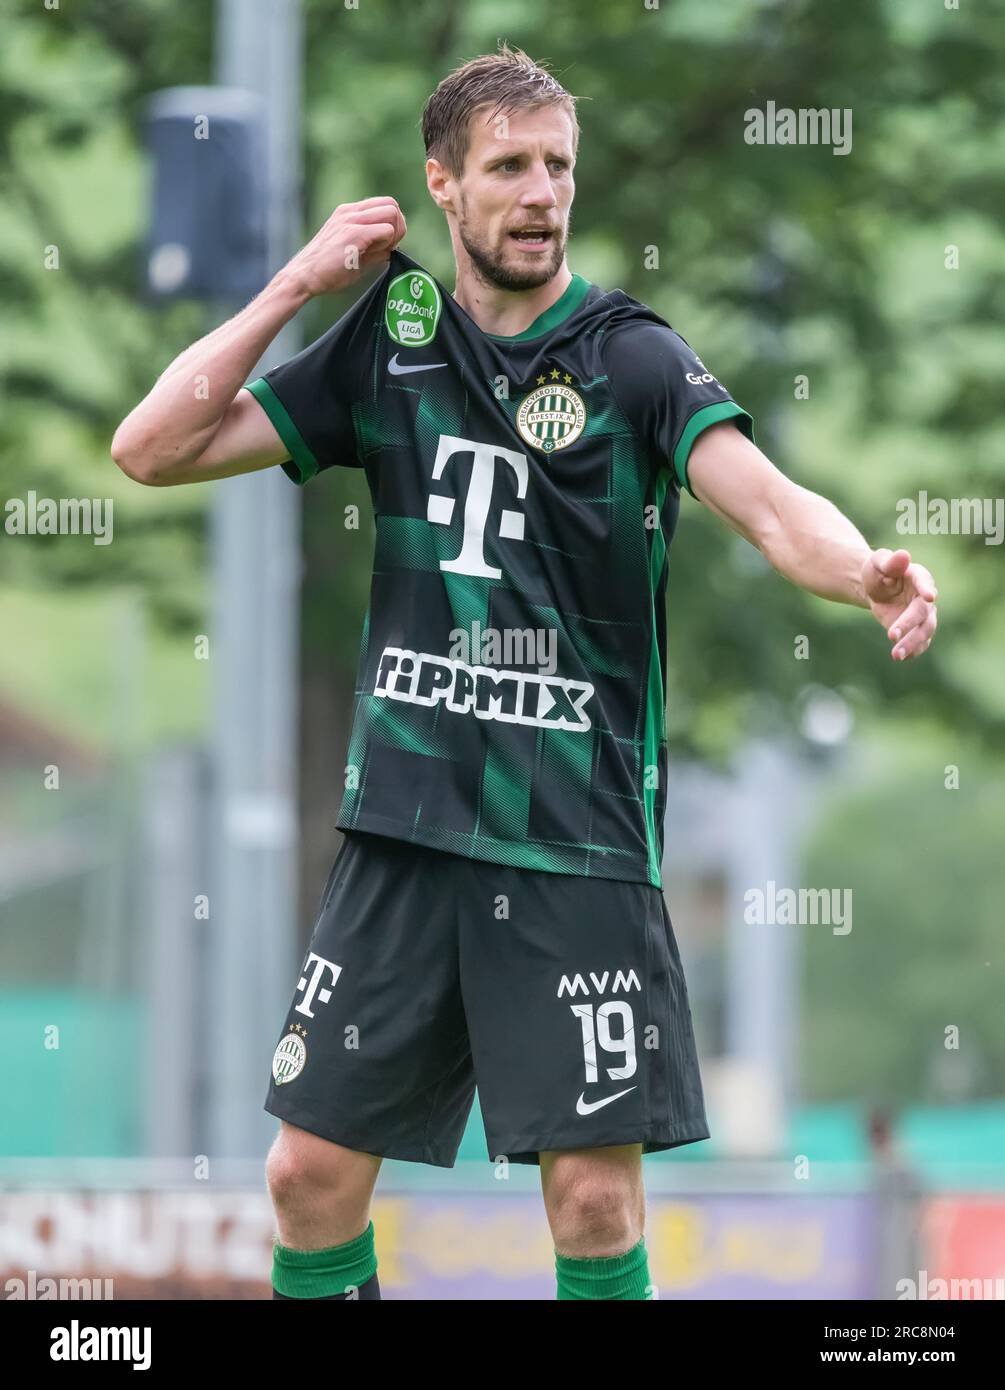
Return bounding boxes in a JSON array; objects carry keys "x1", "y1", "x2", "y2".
[{"x1": 264, "y1": 831, "x2": 710, "y2": 1166}]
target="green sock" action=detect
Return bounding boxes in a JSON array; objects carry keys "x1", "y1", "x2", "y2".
[
  {"x1": 555, "y1": 1238, "x2": 651, "y2": 1300},
  {"x1": 272, "y1": 1220, "x2": 377, "y2": 1299}
]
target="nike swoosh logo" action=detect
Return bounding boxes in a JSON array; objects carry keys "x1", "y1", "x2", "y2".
[
  {"x1": 576, "y1": 1086, "x2": 637, "y2": 1116},
  {"x1": 387, "y1": 354, "x2": 448, "y2": 376}
]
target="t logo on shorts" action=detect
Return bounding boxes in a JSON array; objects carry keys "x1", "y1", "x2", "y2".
[{"x1": 295, "y1": 951, "x2": 342, "y2": 1018}]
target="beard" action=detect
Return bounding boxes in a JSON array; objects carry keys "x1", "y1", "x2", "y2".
[{"x1": 457, "y1": 199, "x2": 568, "y2": 291}]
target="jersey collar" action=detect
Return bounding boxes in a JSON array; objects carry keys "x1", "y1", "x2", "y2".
[
  {"x1": 387, "y1": 249, "x2": 592, "y2": 344},
  {"x1": 482, "y1": 273, "x2": 592, "y2": 343}
]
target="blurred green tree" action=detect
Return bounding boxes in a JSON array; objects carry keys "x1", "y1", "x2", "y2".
[{"x1": 1, "y1": 0, "x2": 1002, "y2": 949}]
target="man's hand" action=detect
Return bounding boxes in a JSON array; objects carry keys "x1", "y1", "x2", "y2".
[
  {"x1": 112, "y1": 196, "x2": 408, "y2": 486},
  {"x1": 862, "y1": 548, "x2": 938, "y2": 662},
  {"x1": 283, "y1": 197, "x2": 407, "y2": 299}
]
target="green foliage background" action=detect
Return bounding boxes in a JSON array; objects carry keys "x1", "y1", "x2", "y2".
[{"x1": 1, "y1": 0, "x2": 1002, "y2": 1103}]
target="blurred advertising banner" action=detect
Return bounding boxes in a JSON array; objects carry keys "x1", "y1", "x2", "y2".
[
  {"x1": 1, "y1": 1189, "x2": 878, "y2": 1300},
  {"x1": 916, "y1": 1198, "x2": 1005, "y2": 1300}
]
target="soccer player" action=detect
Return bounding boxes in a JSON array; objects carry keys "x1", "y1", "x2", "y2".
[{"x1": 112, "y1": 45, "x2": 938, "y2": 1301}]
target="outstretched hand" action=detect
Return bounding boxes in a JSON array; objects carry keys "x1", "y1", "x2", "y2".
[{"x1": 862, "y1": 548, "x2": 938, "y2": 661}]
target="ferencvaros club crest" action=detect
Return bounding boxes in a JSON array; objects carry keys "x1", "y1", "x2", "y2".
[{"x1": 516, "y1": 378, "x2": 587, "y2": 453}]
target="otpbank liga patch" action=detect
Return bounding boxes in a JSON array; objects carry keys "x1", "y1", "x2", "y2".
[{"x1": 385, "y1": 269, "x2": 442, "y2": 347}]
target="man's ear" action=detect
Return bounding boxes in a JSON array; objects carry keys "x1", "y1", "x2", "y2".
[{"x1": 425, "y1": 157, "x2": 455, "y2": 212}]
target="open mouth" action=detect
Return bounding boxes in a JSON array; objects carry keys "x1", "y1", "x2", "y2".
[{"x1": 508, "y1": 228, "x2": 554, "y2": 250}]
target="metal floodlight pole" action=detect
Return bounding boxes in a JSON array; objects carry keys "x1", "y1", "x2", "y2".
[{"x1": 207, "y1": 0, "x2": 303, "y2": 1157}]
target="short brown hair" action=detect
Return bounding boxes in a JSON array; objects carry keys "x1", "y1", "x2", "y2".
[{"x1": 421, "y1": 42, "x2": 579, "y2": 178}]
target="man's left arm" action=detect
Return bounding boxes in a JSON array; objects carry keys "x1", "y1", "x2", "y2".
[{"x1": 687, "y1": 421, "x2": 939, "y2": 662}]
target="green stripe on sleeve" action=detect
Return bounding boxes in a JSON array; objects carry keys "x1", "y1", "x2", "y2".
[
  {"x1": 673, "y1": 401, "x2": 755, "y2": 496},
  {"x1": 642, "y1": 468, "x2": 671, "y2": 888},
  {"x1": 244, "y1": 377, "x2": 319, "y2": 485}
]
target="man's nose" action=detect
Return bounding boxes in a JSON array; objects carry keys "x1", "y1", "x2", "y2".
[{"x1": 520, "y1": 160, "x2": 558, "y2": 208}]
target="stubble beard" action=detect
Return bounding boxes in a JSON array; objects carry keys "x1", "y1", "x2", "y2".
[{"x1": 457, "y1": 197, "x2": 568, "y2": 292}]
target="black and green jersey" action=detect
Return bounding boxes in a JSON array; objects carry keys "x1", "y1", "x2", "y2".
[{"x1": 246, "y1": 249, "x2": 754, "y2": 887}]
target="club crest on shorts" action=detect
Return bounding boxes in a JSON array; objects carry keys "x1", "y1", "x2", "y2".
[
  {"x1": 516, "y1": 381, "x2": 587, "y2": 453},
  {"x1": 272, "y1": 1025, "x2": 307, "y2": 1085}
]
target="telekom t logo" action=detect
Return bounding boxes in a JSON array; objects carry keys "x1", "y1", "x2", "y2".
[
  {"x1": 426, "y1": 434, "x2": 529, "y2": 578},
  {"x1": 294, "y1": 952, "x2": 342, "y2": 1019}
]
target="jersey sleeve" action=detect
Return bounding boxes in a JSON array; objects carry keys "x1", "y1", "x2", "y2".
[
  {"x1": 243, "y1": 267, "x2": 388, "y2": 485},
  {"x1": 602, "y1": 320, "x2": 755, "y2": 497}
]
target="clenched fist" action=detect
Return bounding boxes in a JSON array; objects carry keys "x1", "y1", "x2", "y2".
[{"x1": 283, "y1": 197, "x2": 407, "y2": 298}]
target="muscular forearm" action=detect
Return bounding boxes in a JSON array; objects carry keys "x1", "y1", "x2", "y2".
[
  {"x1": 757, "y1": 482, "x2": 871, "y2": 609},
  {"x1": 111, "y1": 269, "x2": 310, "y2": 478},
  {"x1": 689, "y1": 424, "x2": 937, "y2": 656}
]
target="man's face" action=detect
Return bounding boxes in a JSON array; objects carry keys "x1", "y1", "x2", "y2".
[{"x1": 445, "y1": 104, "x2": 576, "y2": 291}]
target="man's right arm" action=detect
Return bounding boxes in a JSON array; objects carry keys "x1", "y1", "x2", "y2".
[{"x1": 110, "y1": 197, "x2": 405, "y2": 486}]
